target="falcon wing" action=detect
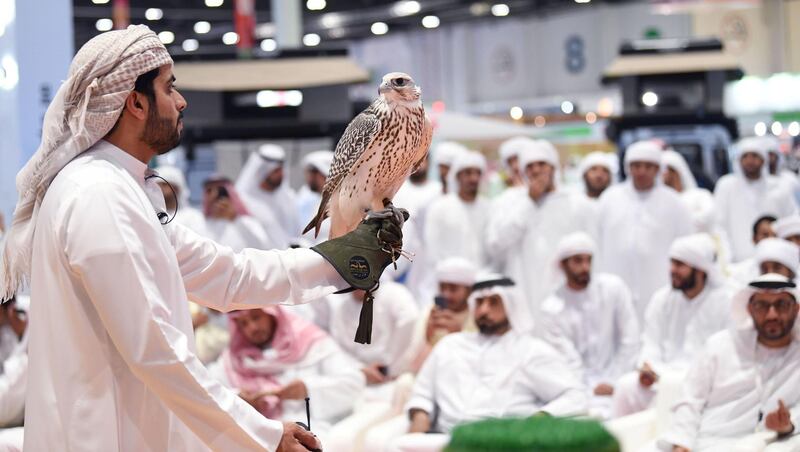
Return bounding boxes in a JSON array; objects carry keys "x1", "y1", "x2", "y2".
[
  {"x1": 411, "y1": 113, "x2": 434, "y2": 173},
  {"x1": 302, "y1": 105, "x2": 382, "y2": 237}
]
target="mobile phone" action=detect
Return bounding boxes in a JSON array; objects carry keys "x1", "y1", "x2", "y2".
[
  {"x1": 216, "y1": 186, "x2": 229, "y2": 199},
  {"x1": 434, "y1": 296, "x2": 448, "y2": 310}
]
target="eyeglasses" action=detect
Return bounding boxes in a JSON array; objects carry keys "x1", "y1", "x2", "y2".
[{"x1": 749, "y1": 299, "x2": 797, "y2": 315}]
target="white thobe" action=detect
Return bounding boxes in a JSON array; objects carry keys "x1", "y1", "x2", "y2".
[
  {"x1": 424, "y1": 194, "x2": 490, "y2": 267},
  {"x1": 0, "y1": 331, "x2": 27, "y2": 428},
  {"x1": 539, "y1": 273, "x2": 640, "y2": 389},
  {"x1": 205, "y1": 216, "x2": 274, "y2": 252},
  {"x1": 714, "y1": 174, "x2": 798, "y2": 263},
  {"x1": 172, "y1": 205, "x2": 209, "y2": 237},
  {"x1": 597, "y1": 183, "x2": 693, "y2": 321},
  {"x1": 25, "y1": 142, "x2": 345, "y2": 451},
  {"x1": 209, "y1": 337, "x2": 366, "y2": 437},
  {"x1": 394, "y1": 180, "x2": 442, "y2": 297},
  {"x1": 240, "y1": 185, "x2": 300, "y2": 250},
  {"x1": 486, "y1": 189, "x2": 597, "y2": 313},
  {"x1": 324, "y1": 282, "x2": 419, "y2": 376},
  {"x1": 659, "y1": 328, "x2": 800, "y2": 451},
  {"x1": 405, "y1": 330, "x2": 587, "y2": 433}
]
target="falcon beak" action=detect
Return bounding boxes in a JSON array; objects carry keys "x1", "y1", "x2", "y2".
[{"x1": 378, "y1": 82, "x2": 391, "y2": 95}]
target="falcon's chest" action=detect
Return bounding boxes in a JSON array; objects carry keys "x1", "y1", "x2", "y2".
[{"x1": 349, "y1": 107, "x2": 426, "y2": 192}]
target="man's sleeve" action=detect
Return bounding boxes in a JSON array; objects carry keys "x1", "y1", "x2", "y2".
[
  {"x1": 657, "y1": 343, "x2": 716, "y2": 451},
  {"x1": 168, "y1": 223, "x2": 347, "y2": 311},
  {"x1": 65, "y1": 185, "x2": 284, "y2": 451},
  {"x1": 0, "y1": 343, "x2": 27, "y2": 427},
  {"x1": 523, "y1": 342, "x2": 588, "y2": 417},
  {"x1": 404, "y1": 338, "x2": 441, "y2": 416}
]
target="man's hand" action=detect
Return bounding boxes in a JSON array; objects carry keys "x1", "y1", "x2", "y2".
[
  {"x1": 191, "y1": 310, "x2": 209, "y2": 330},
  {"x1": 361, "y1": 363, "x2": 388, "y2": 385},
  {"x1": 239, "y1": 390, "x2": 263, "y2": 408},
  {"x1": 593, "y1": 383, "x2": 614, "y2": 396},
  {"x1": 408, "y1": 408, "x2": 431, "y2": 434},
  {"x1": 429, "y1": 309, "x2": 462, "y2": 334},
  {"x1": 639, "y1": 362, "x2": 659, "y2": 388},
  {"x1": 765, "y1": 399, "x2": 795, "y2": 435},
  {"x1": 209, "y1": 197, "x2": 237, "y2": 221},
  {"x1": 276, "y1": 421, "x2": 322, "y2": 452},
  {"x1": 671, "y1": 446, "x2": 690, "y2": 452},
  {"x1": 276, "y1": 380, "x2": 308, "y2": 401}
]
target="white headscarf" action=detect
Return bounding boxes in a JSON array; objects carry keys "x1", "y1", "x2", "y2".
[
  {"x1": 754, "y1": 238, "x2": 799, "y2": 271},
  {"x1": 774, "y1": 215, "x2": 800, "y2": 240},
  {"x1": 669, "y1": 233, "x2": 722, "y2": 286},
  {"x1": 498, "y1": 136, "x2": 535, "y2": 171},
  {"x1": 433, "y1": 141, "x2": 468, "y2": 167},
  {"x1": 662, "y1": 149, "x2": 698, "y2": 191},
  {"x1": 302, "y1": 150, "x2": 334, "y2": 177},
  {"x1": 624, "y1": 140, "x2": 662, "y2": 169},
  {"x1": 554, "y1": 232, "x2": 596, "y2": 264},
  {"x1": 732, "y1": 137, "x2": 769, "y2": 180},
  {"x1": 518, "y1": 139, "x2": 561, "y2": 187},
  {"x1": 447, "y1": 150, "x2": 486, "y2": 195},
  {"x1": 435, "y1": 257, "x2": 478, "y2": 287},
  {"x1": 731, "y1": 273, "x2": 800, "y2": 330},
  {"x1": 0, "y1": 25, "x2": 172, "y2": 300},
  {"x1": 235, "y1": 144, "x2": 286, "y2": 195},
  {"x1": 468, "y1": 273, "x2": 532, "y2": 333},
  {"x1": 578, "y1": 151, "x2": 614, "y2": 177}
]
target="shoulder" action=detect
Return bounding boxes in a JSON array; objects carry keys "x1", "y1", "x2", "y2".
[
  {"x1": 595, "y1": 273, "x2": 629, "y2": 293},
  {"x1": 540, "y1": 293, "x2": 566, "y2": 316},
  {"x1": 646, "y1": 286, "x2": 672, "y2": 310}
]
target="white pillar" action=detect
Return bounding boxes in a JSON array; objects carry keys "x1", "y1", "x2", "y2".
[{"x1": 272, "y1": 0, "x2": 302, "y2": 50}]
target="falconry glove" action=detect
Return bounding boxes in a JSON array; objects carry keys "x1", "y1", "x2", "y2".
[{"x1": 311, "y1": 204, "x2": 410, "y2": 344}]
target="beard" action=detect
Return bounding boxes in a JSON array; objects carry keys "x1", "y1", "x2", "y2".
[
  {"x1": 755, "y1": 317, "x2": 796, "y2": 342},
  {"x1": 476, "y1": 317, "x2": 510, "y2": 335},
  {"x1": 141, "y1": 107, "x2": 182, "y2": 155},
  {"x1": 671, "y1": 269, "x2": 697, "y2": 291},
  {"x1": 568, "y1": 271, "x2": 590, "y2": 289}
]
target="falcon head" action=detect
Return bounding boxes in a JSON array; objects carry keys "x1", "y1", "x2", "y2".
[{"x1": 379, "y1": 72, "x2": 421, "y2": 104}]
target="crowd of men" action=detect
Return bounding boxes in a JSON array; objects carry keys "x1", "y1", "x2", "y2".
[{"x1": 3, "y1": 128, "x2": 800, "y2": 451}]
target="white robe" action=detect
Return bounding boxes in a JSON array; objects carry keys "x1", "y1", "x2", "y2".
[
  {"x1": 713, "y1": 174, "x2": 797, "y2": 263},
  {"x1": 205, "y1": 216, "x2": 274, "y2": 252},
  {"x1": 0, "y1": 331, "x2": 27, "y2": 428},
  {"x1": 486, "y1": 189, "x2": 597, "y2": 314},
  {"x1": 539, "y1": 273, "x2": 640, "y2": 389},
  {"x1": 24, "y1": 142, "x2": 346, "y2": 451},
  {"x1": 323, "y1": 282, "x2": 419, "y2": 377},
  {"x1": 597, "y1": 183, "x2": 693, "y2": 321},
  {"x1": 209, "y1": 337, "x2": 366, "y2": 438},
  {"x1": 405, "y1": 330, "x2": 587, "y2": 433},
  {"x1": 658, "y1": 328, "x2": 800, "y2": 451},
  {"x1": 424, "y1": 194, "x2": 490, "y2": 268},
  {"x1": 172, "y1": 205, "x2": 209, "y2": 238},
  {"x1": 394, "y1": 180, "x2": 442, "y2": 298},
  {"x1": 240, "y1": 185, "x2": 299, "y2": 250}
]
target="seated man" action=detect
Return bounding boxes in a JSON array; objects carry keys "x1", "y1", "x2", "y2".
[
  {"x1": 659, "y1": 274, "x2": 800, "y2": 452},
  {"x1": 209, "y1": 306, "x2": 365, "y2": 440},
  {"x1": 613, "y1": 234, "x2": 731, "y2": 417},
  {"x1": 406, "y1": 257, "x2": 478, "y2": 373},
  {"x1": 539, "y1": 232, "x2": 640, "y2": 418},
  {"x1": 403, "y1": 275, "x2": 587, "y2": 441},
  {"x1": 730, "y1": 238, "x2": 798, "y2": 289}
]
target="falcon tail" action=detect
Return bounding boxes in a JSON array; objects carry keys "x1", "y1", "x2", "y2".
[{"x1": 302, "y1": 192, "x2": 331, "y2": 238}]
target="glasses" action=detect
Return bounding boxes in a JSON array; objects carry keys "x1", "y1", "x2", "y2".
[{"x1": 749, "y1": 299, "x2": 797, "y2": 315}]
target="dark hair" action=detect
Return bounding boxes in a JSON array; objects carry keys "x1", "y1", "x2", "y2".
[
  {"x1": 133, "y1": 67, "x2": 160, "y2": 102},
  {"x1": 753, "y1": 215, "x2": 778, "y2": 238}
]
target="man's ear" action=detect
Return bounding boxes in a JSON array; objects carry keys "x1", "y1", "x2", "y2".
[{"x1": 124, "y1": 91, "x2": 149, "y2": 121}]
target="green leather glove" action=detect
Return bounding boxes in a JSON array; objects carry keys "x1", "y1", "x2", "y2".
[{"x1": 311, "y1": 204, "x2": 409, "y2": 344}]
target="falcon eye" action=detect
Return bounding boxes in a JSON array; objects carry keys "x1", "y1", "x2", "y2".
[{"x1": 393, "y1": 78, "x2": 406, "y2": 87}]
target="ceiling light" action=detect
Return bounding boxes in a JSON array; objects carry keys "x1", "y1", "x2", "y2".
[
  {"x1": 260, "y1": 38, "x2": 277, "y2": 52},
  {"x1": 303, "y1": 33, "x2": 321, "y2": 47},
  {"x1": 194, "y1": 21, "x2": 211, "y2": 34},
  {"x1": 585, "y1": 112, "x2": 597, "y2": 124},
  {"x1": 491, "y1": 4, "x2": 510, "y2": 17},
  {"x1": 285, "y1": 90, "x2": 303, "y2": 107},
  {"x1": 95, "y1": 18, "x2": 113, "y2": 32},
  {"x1": 222, "y1": 31, "x2": 239, "y2": 45},
  {"x1": 575, "y1": 0, "x2": 591, "y2": 3},
  {"x1": 320, "y1": 13, "x2": 343, "y2": 29},
  {"x1": 329, "y1": 28, "x2": 347, "y2": 39},
  {"x1": 205, "y1": 0, "x2": 223, "y2": 7},
  {"x1": 422, "y1": 15, "x2": 440, "y2": 29},
  {"x1": 642, "y1": 91, "x2": 658, "y2": 107},
  {"x1": 561, "y1": 101, "x2": 574, "y2": 114},
  {"x1": 392, "y1": 1, "x2": 421, "y2": 17},
  {"x1": 307, "y1": 0, "x2": 326, "y2": 10},
  {"x1": 754, "y1": 122, "x2": 767, "y2": 136},
  {"x1": 182, "y1": 39, "x2": 199, "y2": 52},
  {"x1": 534, "y1": 116, "x2": 546, "y2": 127},
  {"x1": 91, "y1": 0, "x2": 110, "y2": 4},
  {"x1": 158, "y1": 31, "x2": 175, "y2": 45},
  {"x1": 771, "y1": 121, "x2": 783, "y2": 136},
  {"x1": 789, "y1": 122, "x2": 800, "y2": 137},
  {"x1": 509, "y1": 106, "x2": 523, "y2": 120},
  {"x1": 470, "y1": 2, "x2": 490, "y2": 16},
  {"x1": 145, "y1": 8, "x2": 163, "y2": 21},
  {"x1": 371, "y1": 22, "x2": 389, "y2": 35}
]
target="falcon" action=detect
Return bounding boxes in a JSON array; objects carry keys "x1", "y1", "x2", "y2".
[{"x1": 303, "y1": 72, "x2": 433, "y2": 239}]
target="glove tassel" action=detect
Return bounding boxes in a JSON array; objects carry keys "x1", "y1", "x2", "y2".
[{"x1": 354, "y1": 289, "x2": 375, "y2": 344}]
